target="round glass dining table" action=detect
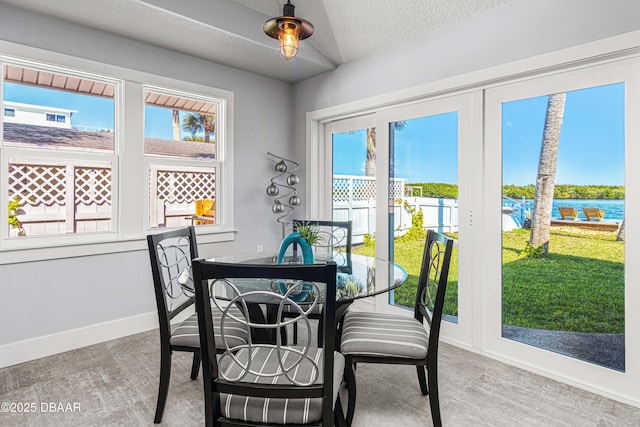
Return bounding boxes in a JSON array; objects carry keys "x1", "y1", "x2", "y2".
[
  {"x1": 204, "y1": 252, "x2": 408, "y2": 344},
  {"x1": 206, "y1": 252, "x2": 407, "y2": 302}
]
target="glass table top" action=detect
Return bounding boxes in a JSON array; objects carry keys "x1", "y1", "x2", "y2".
[{"x1": 205, "y1": 252, "x2": 407, "y2": 302}]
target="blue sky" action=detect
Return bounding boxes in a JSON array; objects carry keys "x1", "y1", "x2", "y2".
[
  {"x1": 333, "y1": 112, "x2": 459, "y2": 183},
  {"x1": 3, "y1": 82, "x2": 114, "y2": 129},
  {"x1": 502, "y1": 82, "x2": 624, "y2": 186},
  {"x1": 3, "y1": 82, "x2": 207, "y2": 140},
  {"x1": 333, "y1": 82, "x2": 625, "y2": 186}
]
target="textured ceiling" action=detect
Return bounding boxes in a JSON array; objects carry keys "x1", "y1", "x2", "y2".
[
  {"x1": 1, "y1": 0, "x2": 512, "y2": 82},
  {"x1": 230, "y1": 0, "x2": 512, "y2": 64}
]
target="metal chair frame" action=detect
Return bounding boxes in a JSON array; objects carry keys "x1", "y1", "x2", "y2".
[
  {"x1": 342, "y1": 230, "x2": 453, "y2": 427},
  {"x1": 147, "y1": 226, "x2": 202, "y2": 423},
  {"x1": 192, "y1": 259, "x2": 345, "y2": 427}
]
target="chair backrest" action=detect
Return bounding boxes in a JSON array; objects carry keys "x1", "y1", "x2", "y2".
[
  {"x1": 192, "y1": 260, "x2": 338, "y2": 424},
  {"x1": 414, "y1": 230, "x2": 454, "y2": 351},
  {"x1": 147, "y1": 226, "x2": 199, "y2": 342},
  {"x1": 583, "y1": 207, "x2": 605, "y2": 221},
  {"x1": 293, "y1": 219, "x2": 353, "y2": 273},
  {"x1": 558, "y1": 206, "x2": 578, "y2": 220}
]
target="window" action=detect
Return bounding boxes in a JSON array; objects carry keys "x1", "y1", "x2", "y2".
[
  {"x1": 0, "y1": 54, "x2": 232, "y2": 258},
  {"x1": 3, "y1": 62, "x2": 116, "y2": 239},
  {"x1": 144, "y1": 87, "x2": 221, "y2": 229}
]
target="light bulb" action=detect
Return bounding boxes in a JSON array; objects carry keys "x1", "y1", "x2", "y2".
[{"x1": 278, "y1": 22, "x2": 299, "y2": 60}]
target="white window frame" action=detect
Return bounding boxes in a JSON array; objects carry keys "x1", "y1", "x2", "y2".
[
  {"x1": 0, "y1": 42, "x2": 235, "y2": 264},
  {"x1": 143, "y1": 84, "x2": 227, "y2": 231},
  {"x1": 0, "y1": 57, "x2": 121, "y2": 249}
]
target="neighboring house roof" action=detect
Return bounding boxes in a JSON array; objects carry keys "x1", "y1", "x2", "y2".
[{"x1": 3, "y1": 123, "x2": 215, "y2": 159}]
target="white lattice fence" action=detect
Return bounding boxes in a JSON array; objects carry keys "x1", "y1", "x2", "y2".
[
  {"x1": 7, "y1": 161, "x2": 112, "y2": 237},
  {"x1": 9, "y1": 163, "x2": 67, "y2": 206},
  {"x1": 149, "y1": 165, "x2": 217, "y2": 228},
  {"x1": 333, "y1": 175, "x2": 404, "y2": 202},
  {"x1": 75, "y1": 167, "x2": 112, "y2": 206}
]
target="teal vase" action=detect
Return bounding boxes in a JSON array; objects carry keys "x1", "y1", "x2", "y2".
[
  {"x1": 277, "y1": 232, "x2": 314, "y2": 301},
  {"x1": 277, "y1": 232, "x2": 314, "y2": 265}
]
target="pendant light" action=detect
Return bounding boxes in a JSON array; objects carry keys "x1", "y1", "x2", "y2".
[{"x1": 263, "y1": 1, "x2": 314, "y2": 60}]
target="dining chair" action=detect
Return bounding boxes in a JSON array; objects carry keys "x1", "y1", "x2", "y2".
[
  {"x1": 191, "y1": 259, "x2": 346, "y2": 427},
  {"x1": 282, "y1": 219, "x2": 353, "y2": 345},
  {"x1": 147, "y1": 226, "x2": 249, "y2": 423},
  {"x1": 339, "y1": 229, "x2": 453, "y2": 427}
]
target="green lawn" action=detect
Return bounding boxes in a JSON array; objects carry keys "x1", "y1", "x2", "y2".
[{"x1": 354, "y1": 226, "x2": 624, "y2": 334}]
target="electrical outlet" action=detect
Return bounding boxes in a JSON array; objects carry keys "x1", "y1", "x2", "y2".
[{"x1": 256, "y1": 245, "x2": 263, "y2": 253}]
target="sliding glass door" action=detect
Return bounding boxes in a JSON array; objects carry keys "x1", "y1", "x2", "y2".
[
  {"x1": 325, "y1": 94, "x2": 475, "y2": 342},
  {"x1": 484, "y1": 58, "x2": 640, "y2": 397}
]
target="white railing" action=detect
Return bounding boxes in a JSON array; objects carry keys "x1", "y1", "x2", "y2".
[{"x1": 332, "y1": 175, "x2": 458, "y2": 244}]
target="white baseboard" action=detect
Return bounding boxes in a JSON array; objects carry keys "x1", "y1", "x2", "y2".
[{"x1": 0, "y1": 311, "x2": 159, "y2": 368}]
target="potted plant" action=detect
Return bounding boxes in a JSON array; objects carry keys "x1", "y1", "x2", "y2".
[{"x1": 295, "y1": 222, "x2": 323, "y2": 246}]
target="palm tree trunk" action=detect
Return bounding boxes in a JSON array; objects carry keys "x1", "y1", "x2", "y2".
[
  {"x1": 528, "y1": 93, "x2": 566, "y2": 256},
  {"x1": 617, "y1": 219, "x2": 625, "y2": 241},
  {"x1": 365, "y1": 128, "x2": 376, "y2": 177},
  {"x1": 172, "y1": 110, "x2": 180, "y2": 140},
  {"x1": 204, "y1": 117, "x2": 214, "y2": 144}
]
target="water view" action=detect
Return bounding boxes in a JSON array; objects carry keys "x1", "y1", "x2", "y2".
[{"x1": 507, "y1": 198, "x2": 625, "y2": 222}]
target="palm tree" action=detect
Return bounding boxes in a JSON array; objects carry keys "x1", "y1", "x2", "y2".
[
  {"x1": 528, "y1": 93, "x2": 566, "y2": 256},
  {"x1": 364, "y1": 121, "x2": 407, "y2": 177},
  {"x1": 182, "y1": 113, "x2": 215, "y2": 144},
  {"x1": 172, "y1": 109, "x2": 181, "y2": 140}
]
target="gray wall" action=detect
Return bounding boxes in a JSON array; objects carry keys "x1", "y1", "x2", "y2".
[
  {"x1": 0, "y1": 5, "x2": 292, "y2": 349},
  {"x1": 292, "y1": 0, "x2": 640, "y2": 198}
]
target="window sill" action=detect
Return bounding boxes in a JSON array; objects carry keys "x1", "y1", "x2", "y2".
[{"x1": 0, "y1": 226, "x2": 237, "y2": 265}]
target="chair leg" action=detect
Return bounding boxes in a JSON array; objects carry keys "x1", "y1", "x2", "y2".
[
  {"x1": 203, "y1": 378, "x2": 215, "y2": 427},
  {"x1": 317, "y1": 315, "x2": 324, "y2": 347},
  {"x1": 154, "y1": 347, "x2": 172, "y2": 423},
  {"x1": 280, "y1": 323, "x2": 288, "y2": 345},
  {"x1": 190, "y1": 352, "x2": 201, "y2": 380},
  {"x1": 335, "y1": 395, "x2": 348, "y2": 427},
  {"x1": 344, "y1": 360, "x2": 357, "y2": 426},
  {"x1": 416, "y1": 365, "x2": 428, "y2": 396},
  {"x1": 427, "y1": 361, "x2": 442, "y2": 427},
  {"x1": 292, "y1": 322, "x2": 298, "y2": 344}
]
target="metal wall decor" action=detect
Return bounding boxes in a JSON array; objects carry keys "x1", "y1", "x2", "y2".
[{"x1": 266, "y1": 152, "x2": 301, "y2": 238}]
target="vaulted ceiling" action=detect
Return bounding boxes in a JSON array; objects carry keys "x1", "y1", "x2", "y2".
[{"x1": 1, "y1": 0, "x2": 512, "y2": 83}]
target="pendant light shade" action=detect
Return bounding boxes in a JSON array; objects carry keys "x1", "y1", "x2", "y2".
[{"x1": 263, "y1": 1, "x2": 314, "y2": 60}]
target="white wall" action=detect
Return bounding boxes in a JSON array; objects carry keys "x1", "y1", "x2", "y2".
[
  {"x1": 292, "y1": 0, "x2": 640, "y2": 200},
  {"x1": 0, "y1": 4, "x2": 293, "y2": 365}
]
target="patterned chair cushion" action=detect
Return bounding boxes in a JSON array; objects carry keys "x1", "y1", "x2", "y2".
[
  {"x1": 217, "y1": 346, "x2": 344, "y2": 425},
  {"x1": 170, "y1": 305, "x2": 249, "y2": 349},
  {"x1": 340, "y1": 311, "x2": 429, "y2": 359}
]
